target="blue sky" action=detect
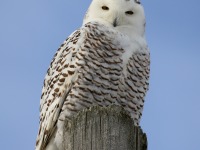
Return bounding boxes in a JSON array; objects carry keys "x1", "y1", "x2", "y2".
[{"x1": 0, "y1": 0, "x2": 200, "y2": 150}]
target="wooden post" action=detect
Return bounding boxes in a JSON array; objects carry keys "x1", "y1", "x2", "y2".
[{"x1": 63, "y1": 105, "x2": 147, "y2": 150}]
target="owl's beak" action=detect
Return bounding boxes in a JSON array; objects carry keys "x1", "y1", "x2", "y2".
[{"x1": 113, "y1": 18, "x2": 118, "y2": 27}]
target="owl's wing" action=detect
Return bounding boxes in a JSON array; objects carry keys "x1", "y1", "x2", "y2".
[
  {"x1": 36, "y1": 28, "x2": 86, "y2": 150},
  {"x1": 126, "y1": 51, "x2": 150, "y2": 123}
]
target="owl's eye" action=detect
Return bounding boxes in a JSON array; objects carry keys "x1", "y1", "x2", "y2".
[
  {"x1": 102, "y1": 6, "x2": 109, "y2": 10},
  {"x1": 135, "y1": 0, "x2": 141, "y2": 4},
  {"x1": 125, "y1": 11, "x2": 134, "y2": 15}
]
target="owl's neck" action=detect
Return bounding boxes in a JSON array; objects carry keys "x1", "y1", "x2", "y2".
[
  {"x1": 83, "y1": 19, "x2": 145, "y2": 42},
  {"x1": 115, "y1": 25, "x2": 145, "y2": 41}
]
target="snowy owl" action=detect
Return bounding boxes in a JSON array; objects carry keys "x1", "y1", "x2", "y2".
[{"x1": 35, "y1": 0, "x2": 150, "y2": 149}]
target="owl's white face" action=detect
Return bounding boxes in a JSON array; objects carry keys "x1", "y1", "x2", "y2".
[{"x1": 83, "y1": 0, "x2": 146, "y2": 37}]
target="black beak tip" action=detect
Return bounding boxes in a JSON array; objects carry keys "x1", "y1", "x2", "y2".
[{"x1": 113, "y1": 18, "x2": 117, "y2": 27}]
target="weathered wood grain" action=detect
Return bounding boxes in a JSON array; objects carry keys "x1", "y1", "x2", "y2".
[{"x1": 63, "y1": 105, "x2": 147, "y2": 150}]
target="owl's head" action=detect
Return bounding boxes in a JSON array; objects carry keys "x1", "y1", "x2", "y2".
[{"x1": 83, "y1": 0, "x2": 146, "y2": 37}]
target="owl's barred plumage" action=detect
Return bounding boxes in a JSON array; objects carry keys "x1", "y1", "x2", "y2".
[{"x1": 36, "y1": 0, "x2": 150, "y2": 150}]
